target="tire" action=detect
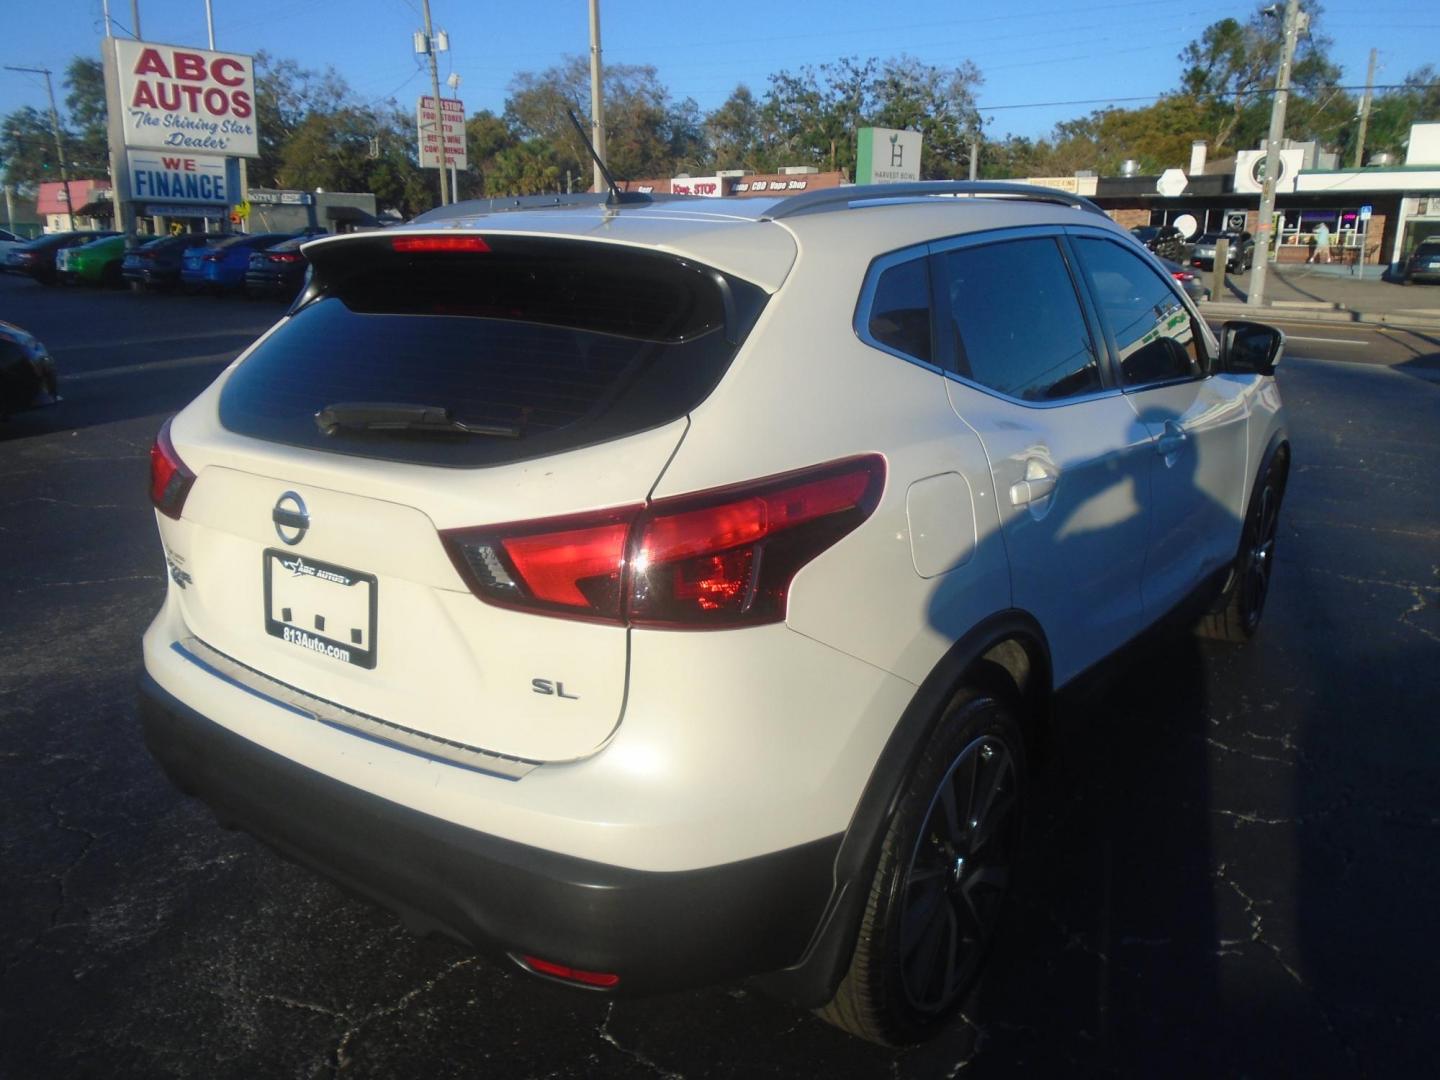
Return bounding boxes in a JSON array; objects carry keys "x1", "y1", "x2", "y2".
[
  {"x1": 102, "y1": 262, "x2": 123, "y2": 289},
  {"x1": 818, "y1": 686, "x2": 1026, "y2": 1046},
  {"x1": 1198, "y1": 453, "x2": 1287, "y2": 642}
]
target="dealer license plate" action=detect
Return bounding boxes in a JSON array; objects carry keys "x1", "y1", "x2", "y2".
[{"x1": 263, "y1": 549, "x2": 377, "y2": 669}]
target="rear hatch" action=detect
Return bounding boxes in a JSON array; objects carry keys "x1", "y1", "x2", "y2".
[{"x1": 165, "y1": 230, "x2": 768, "y2": 762}]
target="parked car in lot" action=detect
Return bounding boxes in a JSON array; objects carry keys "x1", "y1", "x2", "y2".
[
  {"x1": 243, "y1": 236, "x2": 309, "y2": 299},
  {"x1": 123, "y1": 234, "x2": 213, "y2": 291},
  {"x1": 56, "y1": 234, "x2": 128, "y2": 288},
  {"x1": 1158, "y1": 256, "x2": 1209, "y2": 303},
  {"x1": 1190, "y1": 231, "x2": 1254, "y2": 272},
  {"x1": 1130, "y1": 224, "x2": 1188, "y2": 262},
  {"x1": 0, "y1": 320, "x2": 58, "y2": 418},
  {"x1": 180, "y1": 232, "x2": 299, "y2": 295},
  {"x1": 6, "y1": 230, "x2": 117, "y2": 285},
  {"x1": 1401, "y1": 237, "x2": 1440, "y2": 285},
  {"x1": 140, "y1": 182, "x2": 1289, "y2": 1046},
  {"x1": 0, "y1": 227, "x2": 31, "y2": 263}
]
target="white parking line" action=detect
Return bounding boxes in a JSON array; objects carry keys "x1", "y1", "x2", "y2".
[{"x1": 1283, "y1": 336, "x2": 1367, "y2": 346}]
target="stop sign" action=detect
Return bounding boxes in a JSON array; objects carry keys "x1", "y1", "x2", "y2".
[{"x1": 1156, "y1": 169, "x2": 1188, "y2": 197}]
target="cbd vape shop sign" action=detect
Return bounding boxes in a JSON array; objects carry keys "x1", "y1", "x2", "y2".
[{"x1": 109, "y1": 40, "x2": 258, "y2": 157}]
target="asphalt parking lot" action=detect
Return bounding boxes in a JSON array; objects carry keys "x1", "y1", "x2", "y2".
[{"x1": 2, "y1": 275, "x2": 1438, "y2": 1077}]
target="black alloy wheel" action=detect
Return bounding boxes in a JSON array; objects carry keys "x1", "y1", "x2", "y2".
[
  {"x1": 898, "y1": 733, "x2": 1020, "y2": 1015},
  {"x1": 1199, "y1": 455, "x2": 1287, "y2": 642},
  {"x1": 1239, "y1": 475, "x2": 1281, "y2": 633},
  {"x1": 819, "y1": 686, "x2": 1026, "y2": 1045}
]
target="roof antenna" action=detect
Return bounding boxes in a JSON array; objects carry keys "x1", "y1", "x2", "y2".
[{"x1": 566, "y1": 108, "x2": 646, "y2": 207}]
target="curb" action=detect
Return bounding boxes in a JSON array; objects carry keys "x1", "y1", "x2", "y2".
[{"x1": 1198, "y1": 301, "x2": 1440, "y2": 332}]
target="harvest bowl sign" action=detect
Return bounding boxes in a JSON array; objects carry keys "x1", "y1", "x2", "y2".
[{"x1": 110, "y1": 40, "x2": 258, "y2": 158}]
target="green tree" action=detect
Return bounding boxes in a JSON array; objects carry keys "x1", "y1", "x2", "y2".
[
  {"x1": 504, "y1": 57, "x2": 698, "y2": 185},
  {"x1": 63, "y1": 57, "x2": 108, "y2": 174},
  {"x1": 465, "y1": 110, "x2": 518, "y2": 195},
  {"x1": 0, "y1": 106, "x2": 62, "y2": 188},
  {"x1": 1335, "y1": 66, "x2": 1440, "y2": 164},
  {"x1": 706, "y1": 85, "x2": 769, "y2": 171},
  {"x1": 762, "y1": 57, "x2": 876, "y2": 173},
  {"x1": 1178, "y1": 2, "x2": 1342, "y2": 152},
  {"x1": 251, "y1": 52, "x2": 352, "y2": 188},
  {"x1": 871, "y1": 56, "x2": 983, "y2": 178}
]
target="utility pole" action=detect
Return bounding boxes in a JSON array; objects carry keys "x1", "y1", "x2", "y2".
[
  {"x1": 969, "y1": 134, "x2": 980, "y2": 181},
  {"x1": 5, "y1": 66, "x2": 74, "y2": 230},
  {"x1": 1353, "y1": 47, "x2": 1377, "y2": 169},
  {"x1": 1247, "y1": 0, "x2": 1304, "y2": 309},
  {"x1": 588, "y1": 0, "x2": 607, "y2": 194},
  {"x1": 205, "y1": 9, "x2": 248, "y2": 234},
  {"x1": 420, "y1": 0, "x2": 449, "y2": 206},
  {"x1": 131, "y1": 0, "x2": 141, "y2": 39}
]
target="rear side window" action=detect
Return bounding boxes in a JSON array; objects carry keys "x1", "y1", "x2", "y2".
[
  {"x1": 219, "y1": 237, "x2": 766, "y2": 467},
  {"x1": 864, "y1": 256, "x2": 932, "y2": 363},
  {"x1": 1071, "y1": 237, "x2": 1205, "y2": 387},
  {"x1": 939, "y1": 237, "x2": 1101, "y2": 402}
]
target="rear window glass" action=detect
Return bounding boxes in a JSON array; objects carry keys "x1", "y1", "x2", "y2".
[
  {"x1": 865, "y1": 256, "x2": 933, "y2": 363},
  {"x1": 219, "y1": 238, "x2": 766, "y2": 467}
]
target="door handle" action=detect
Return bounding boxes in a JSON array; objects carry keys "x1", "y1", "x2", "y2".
[
  {"x1": 1156, "y1": 422, "x2": 1187, "y2": 459},
  {"x1": 1009, "y1": 468, "x2": 1058, "y2": 507}
]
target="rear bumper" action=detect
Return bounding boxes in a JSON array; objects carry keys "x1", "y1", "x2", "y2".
[{"x1": 138, "y1": 671, "x2": 841, "y2": 995}]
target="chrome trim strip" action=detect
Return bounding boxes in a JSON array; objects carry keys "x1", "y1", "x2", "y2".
[{"x1": 172, "y1": 637, "x2": 539, "y2": 780}]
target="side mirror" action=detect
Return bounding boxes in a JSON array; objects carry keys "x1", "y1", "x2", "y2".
[{"x1": 1221, "y1": 320, "x2": 1284, "y2": 376}]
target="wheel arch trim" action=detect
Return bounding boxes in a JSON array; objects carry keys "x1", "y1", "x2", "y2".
[{"x1": 754, "y1": 609, "x2": 1051, "y2": 1007}]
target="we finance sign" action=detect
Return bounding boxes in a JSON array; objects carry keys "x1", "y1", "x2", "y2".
[
  {"x1": 110, "y1": 40, "x2": 258, "y2": 157},
  {"x1": 128, "y1": 151, "x2": 235, "y2": 205}
]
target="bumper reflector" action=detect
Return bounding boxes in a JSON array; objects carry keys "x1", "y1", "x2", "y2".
[{"x1": 519, "y1": 954, "x2": 621, "y2": 988}]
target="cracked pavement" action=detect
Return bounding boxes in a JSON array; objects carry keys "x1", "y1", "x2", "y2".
[{"x1": 2, "y1": 278, "x2": 1438, "y2": 1076}]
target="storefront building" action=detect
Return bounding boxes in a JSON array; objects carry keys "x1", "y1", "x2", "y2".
[
  {"x1": 36, "y1": 180, "x2": 114, "y2": 232},
  {"x1": 619, "y1": 169, "x2": 847, "y2": 199},
  {"x1": 1085, "y1": 123, "x2": 1440, "y2": 273}
]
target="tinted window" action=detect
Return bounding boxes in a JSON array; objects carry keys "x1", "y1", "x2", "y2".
[
  {"x1": 220, "y1": 241, "x2": 765, "y2": 468},
  {"x1": 939, "y1": 237, "x2": 1100, "y2": 402},
  {"x1": 1073, "y1": 237, "x2": 1205, "y2": 387},
  {"x1": 865, "y1": 256, "x2": 932, "y2": 363}
]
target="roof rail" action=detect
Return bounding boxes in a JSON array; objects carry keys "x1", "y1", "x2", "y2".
[
  {"x1": 411, "y1": 191, "x2": 676, "y2": 224},
  {"x1": 759, "y1": 181, "x2": 1106, "y2": 222}
]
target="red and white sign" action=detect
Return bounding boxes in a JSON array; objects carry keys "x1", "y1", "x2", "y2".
[
  {"x1": 112, "y1": 39, "x2": 257, "y2": 158},
  {"x1": 671, "y1": 175, "x2": 723, "y2": 197},
  {"x1": 417, "y1": 96, "x2": 467, "y2": 169}
]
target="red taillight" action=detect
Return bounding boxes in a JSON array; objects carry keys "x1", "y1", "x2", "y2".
[
  {"x1": 391, "y1": 234, "x2": 490, "y2": 253},
  {"x1": 519, "y1": 955, "x2": 620, "y2": 988},
  {"x1": 441, "y1": 456, "x2": 886, "y2": 628},
  {"x1": 268, "y1": 252, "x2": 300, "y2": 263},
  {"x1": 1172, "y1": 270, "x2": 1195, "y2": 282},
  {"x1": 149, "y1": 417, "x2": 195, "y2": 520}
]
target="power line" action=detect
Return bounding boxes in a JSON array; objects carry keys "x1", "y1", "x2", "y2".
[{"x1": 976, "y1": 82, "x2": 1435, "y2": 113}]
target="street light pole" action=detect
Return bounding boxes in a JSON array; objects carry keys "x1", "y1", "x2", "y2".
[
  {"x1": 1248, "y1": 0, "x2": 1303, "y2": 308},
  {"x1": 5, "y1": 66, "x2": 74, "y2": 230}
]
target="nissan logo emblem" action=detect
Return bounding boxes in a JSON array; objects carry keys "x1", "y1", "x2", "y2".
[{"x1": 272, "y1": 491, "x2": 309, "y2": 545}]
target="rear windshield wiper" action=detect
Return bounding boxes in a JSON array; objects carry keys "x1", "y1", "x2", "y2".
[{"x1": 315, "y1": 402, "x2": 521, "y2": 438}]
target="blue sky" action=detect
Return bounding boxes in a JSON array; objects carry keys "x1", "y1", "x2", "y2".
[{"x1": 2, "y1": 0, "x2": 1434, "y2": 148}]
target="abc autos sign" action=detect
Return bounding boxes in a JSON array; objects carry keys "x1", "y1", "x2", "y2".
[{"x1": 110, "y1": 40, "x2": 258, "y2": 158}]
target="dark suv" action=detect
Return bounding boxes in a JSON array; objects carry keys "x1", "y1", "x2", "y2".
[{"x1": 1130, "y1": 224, "x2": 1187, "y2": 263}]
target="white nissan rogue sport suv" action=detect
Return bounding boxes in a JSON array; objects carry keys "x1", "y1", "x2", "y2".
[{"x1": 140, "y1": 182, "x2": 1289, "y2": 1045}]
